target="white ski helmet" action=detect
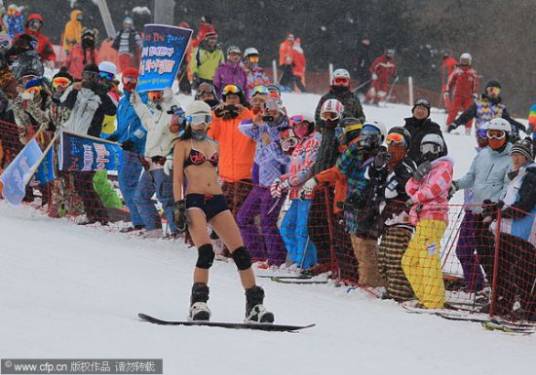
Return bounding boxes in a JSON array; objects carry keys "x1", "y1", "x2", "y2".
[
  {"x1": 420, "y1": 133, "x2": 446, "y2": 160},
  {"x1": 331, "y1": 68, "x2": 350, "y2": 86},
  {"x1": 460, "y1": 52, "x2": 472, "y2": 65},
  {"x1": 98, "y1": 61, "x2": 117, "y2": 77},
  {"x1": 186, "y1": 100, "x2": 211, "y2": 117},
  {"x1": 487, "y1": 118, "x2": 511, "y2": 135},
  {"x1": 320, "y1": 98, "x2": 344, "y2": 120},
  {"x1": 244, "y1": 47, "x2": 259, "y2": 58},
  {"x1": 227, "y1": 45, "x2": 241, "y2": 56}
]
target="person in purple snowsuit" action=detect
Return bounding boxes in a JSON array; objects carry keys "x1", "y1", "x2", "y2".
[
  {"x1": 213, "y1": 45, "x2": 249, "y2": 99},
  {"x1": 237, "y1": 93, "x2": 290, "y2": 266}
]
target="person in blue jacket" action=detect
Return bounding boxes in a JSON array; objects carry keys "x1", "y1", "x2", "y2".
[{"x1": 108, "y1": 67, "x2": 147, "y2": 232}]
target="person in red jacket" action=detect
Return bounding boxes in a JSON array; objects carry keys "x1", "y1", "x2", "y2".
[
  {"x1": 366, "y1": 49, "x2": 397, "y2": 105},
  {"x1": 440, "y1": 51, "x2": 458, "y2": 110},
  {"x1": 22, "y1": 13, "x2": 55, "y2": 65},
  {"x1": 445, "y1": 52, "x2": 478, "y2": 133}
]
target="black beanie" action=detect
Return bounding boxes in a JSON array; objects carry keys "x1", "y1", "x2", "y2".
[{"x1": 53, "y1": 67, "x2": 73, "y2": 82}]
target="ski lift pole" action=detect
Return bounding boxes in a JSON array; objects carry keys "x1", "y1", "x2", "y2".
[
  {"x1": 272, "y1": 59, "x2": 278, "y2": 84},
  {"x1": 95, "y1": 0, "x2": 116, "y2": 38}
]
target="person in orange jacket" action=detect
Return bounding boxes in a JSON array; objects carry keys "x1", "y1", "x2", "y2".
[
  {"x1": 22, "y1": 13, "x2": 55, "y2": 65},
  {"x1": 208, "y1": 84, "x2": 255, "y2": 215},
  {"x1": 290, "y1": 38, "x2": 306, "y2": 92},
  {"x1": 63, "y1": 9, "x2": 83, "y2": 55},
  {"x1": 445, "y1": 52, "x2": 478, "y2": 133},
  {"x1": 440, "y1": 51, "x2": 457, "y2": 110}
]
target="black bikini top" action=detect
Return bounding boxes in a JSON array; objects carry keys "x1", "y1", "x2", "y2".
[{"x1": 184, "y1": 140, "x2": 218, "y2": 168}]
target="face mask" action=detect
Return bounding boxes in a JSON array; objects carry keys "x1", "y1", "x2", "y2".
[
  {"x1": 388, "y1": 144, "x2": 406, "y2": 168},
  {"x1": 293, "y1": 123, "x2": 310, "y2": 138},
  {"x1": 488, "y1": 138, "x2": 506, "y2": 150},
  {"x1": 192, "y1": 129, "x2": 207, "y2": 141}
]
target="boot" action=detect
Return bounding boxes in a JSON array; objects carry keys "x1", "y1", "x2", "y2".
[
  {"x1": 245, "y1": 286, "x2": 274, "y2": 323},
  {"x1": 189, "y1": 283, "x2": 211, "y2": 321}
]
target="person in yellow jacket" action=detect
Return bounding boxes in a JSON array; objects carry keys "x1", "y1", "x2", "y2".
[
  {"x1": 63, "y1": 9, "x2": 83, "y2": 54},
  {"x1": 189, "y1": 31, "x2": 224, "y2": 88}
]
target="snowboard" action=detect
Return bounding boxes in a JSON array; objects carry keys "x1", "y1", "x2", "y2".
[
  {"x1": 481, "y1": 320, "x2": 535, "y2": 335},
  {"x1": 138, "y1": 313, "x2": 315, "y2": 332}
]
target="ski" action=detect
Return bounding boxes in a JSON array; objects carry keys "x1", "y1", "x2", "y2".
[
  {"x1": 270, "y1": 277, "x2": 328, "y2": 285},
  {"x1": 481, "y1": 321, "x2": 535, "y2": 335},
  {"x1": 257, "y1": 274, "x2": 312, "y2": 280},
  {"x1": 138, "y1": 313, "x2": 315, "y2": 332}
]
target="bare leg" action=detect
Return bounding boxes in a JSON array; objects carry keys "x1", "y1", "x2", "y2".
[
  {"x1": 187, "y1": 208, "x2": 212, "y2": 284},
  {"x1": 210, "y1": 210, "x2": 256, "y2": 289}
]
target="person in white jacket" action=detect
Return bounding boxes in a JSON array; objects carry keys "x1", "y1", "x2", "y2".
[{"x1": 131, "y1": 88, "x2": 181, "y2": 237}]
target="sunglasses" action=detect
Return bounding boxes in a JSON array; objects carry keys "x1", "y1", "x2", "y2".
[
  {"x1": 248, "y1": 56, "x2": 260, "y2": 63},
  {"x1": 320, "y1": 112, "x2": 340, "y2": 121},
  {"x1": 98, "y1": 71, "x2": 114, "y2": 81},
  {"x1": 386, "y1": 132, "x2": 405, "y2": 145},
  {"x1": 122, "y1": 76, "x2": 137, "y2": 84},
  {"x1": 252, "y1": 85, "x2": 268, "y2": 97},
  {"x1": 187, "y1": 114, "x2": 212, "y2": 126},
  {"x1": 487, "y1": 129, "x2": 505, "y2": 140},
  {"x1": 222, "y1": 84, "x2": 240, "y2": 96},
  {"x1": 52, "y1": 77, "x2": 71, "y2": 89},
  {"x1": 334, "y1": 77, "x2": 349, "y2": 85}
]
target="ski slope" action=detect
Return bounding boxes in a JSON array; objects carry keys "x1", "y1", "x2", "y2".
[{"x1": 0, "y1": 94, "x2": 533, "y2": 375}]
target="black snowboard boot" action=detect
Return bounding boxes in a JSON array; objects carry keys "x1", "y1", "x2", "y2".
[
  {"x1": 245, "y1": 286, "x2": 274, "y2": 323},
  {"x1": 189, "y1": 283, "x2": 211, "y2": 321}
]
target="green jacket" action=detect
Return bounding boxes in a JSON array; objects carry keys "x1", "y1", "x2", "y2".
[{"x1": 189, "y1": 46, "x2": 225, "y2": 81}]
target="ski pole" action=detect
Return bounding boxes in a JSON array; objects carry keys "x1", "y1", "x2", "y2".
[
  {"x1": 354, "y1": 78, "x2": 372, "y2": 91},
  {"x1": 385, "y1": 76, "x2": 400, "y2": 104}
]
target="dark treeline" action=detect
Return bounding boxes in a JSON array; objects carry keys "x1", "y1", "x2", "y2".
[{"x1": 18, "y1": 0, "x2": 535, "y2": 115}]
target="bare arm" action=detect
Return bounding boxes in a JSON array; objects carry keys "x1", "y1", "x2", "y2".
[{"x1": 173, "y1": 141, "x2": 186, "y2": 202}]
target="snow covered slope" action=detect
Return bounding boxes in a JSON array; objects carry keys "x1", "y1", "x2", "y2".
[{"x1": 1, "y1": 94, "x2": 533, "y2": 375}]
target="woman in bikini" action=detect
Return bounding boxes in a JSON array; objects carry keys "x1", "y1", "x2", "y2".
[{"x1": 172, "y1": 100, "x2": 274, "y2": 323}]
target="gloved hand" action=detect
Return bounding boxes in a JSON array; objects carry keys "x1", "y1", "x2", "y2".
[
  {"x1": 163, "y1": 155, "x2": 173, "y2": 176},
  {"x1": 413, "y1": 161, "x2": 432, "y2": 181},
  {"x1": 173, "y1": 200, "x2": 188, "y2": 233},
  {"x1": 481, "y1": 199, "x2": 499, "y2": 219},
  {"x1": 374, "y1": 149, "x2": 390, "y2": 169},
  {"x1": 300, "y1": 178, "x2": 317, "y2": 198},
  {"x1": 448, "y1": 181, "x2": 458, "y2": 199},
  {"x1": 371, "y1": 73, "x2": 378, "y2": 80},
  {"x1": 121, "y1": 140, "x2": 134, "y2": 152},
  {"x1": 270, "y1": 178, "x2": 290, "y2": 198},
  {"x1": 447, "y1": 123, "x2": 457, "y2": 133}
]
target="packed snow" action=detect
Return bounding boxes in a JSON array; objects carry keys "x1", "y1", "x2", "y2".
[{"x1": 0, "y1": 93, "x2": 533, "y2": 375}]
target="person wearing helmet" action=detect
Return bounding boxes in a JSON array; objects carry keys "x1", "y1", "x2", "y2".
[
  {"x1": 451, "y1": 118, "x2": 514, "y2": 292},
  {"x1": 243, "y1": 47, "x2": 271, "y2": 97},
  {"x1": 5, "y1": 4, "x2": 24, "y2": 40},
  {"x1": 402, "y1": 133, "x2": 453, "y2": 309},
  {"x1": 272, "y1": 114, "x2": 321, "y2": 270},
  {"x1": 63, "y1": 9, "x2": 83, "y2": 54},
  {"x1": 336, "y1": 121, "x2": 388, "y2": 287},
  {"x1": 195, "y1": 82, "x2": 219, "y2": 108},
  {"x1": 112, "y1": 16, "x2": 142, "y2": 73},
  {"x1": 403, "y1": 98, "x2": 447, "y2": 163},
  {"x1": 105, "y1": 67, "x2": 148, "y2": 233},
  {"x1": 377, "y1": 127, "x2": 417, "y2": 301},
  {"x1": 209, "y1": 84, "x2": 255, "y2": 217},
  {"x1": 315, "y1": 68, "x2": 365, "y2": 129},
  {"x1": 19, "y1": 13, "x2": 55, "y2": 65},
  {"x1": 171, "y1": 100, "x2": 275, "y2": 323},
  {"x1": 448, "y1": 80, "x2": 526, "y2": 141},
  {"x1": 366, "y1": 49, "x2": 397, "y2": 105},
  {"x1": 481, "y1": 137, "x2": 536, "y2": 320},
  {"x1": 440, "y1": 51, "x2": 458, "y2": 110},
  {"x1": 213, "y1": 45, "x2": 249, "y2": 99},
  {"x1": 129, "y1": 85, "x2": 181, "y2": 238},
  {"x1": 237, "y1": 90, "x2": 289, "y2": 268},
  {"x1": 189, "y1": 31, "x2": 224, "y2": 88},
  {"x1": 444, "y1": 52, "x2": 478, "y2": 134}
]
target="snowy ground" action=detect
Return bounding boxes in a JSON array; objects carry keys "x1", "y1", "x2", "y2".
[{"x1": 1, "y1": 94, "x2": 533, "y2": 375}]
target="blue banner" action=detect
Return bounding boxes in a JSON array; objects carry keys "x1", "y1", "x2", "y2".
[
  {"x1": 59, "y1": 131, "x2": 122, "y2": 172},
  {"x1": 35, "y1": 146, "x2": 55, "y2": 184},
  {"x1": 0, "y1": 139, "x2": 43, "y2": 205},
  {"x1": 137, "y1": 24, "x2": 193, "y2": 93}
]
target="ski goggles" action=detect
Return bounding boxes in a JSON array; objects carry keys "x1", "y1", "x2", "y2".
[
  {"x1": 386, "y1": 132, "x2": 405, "y2": 145},
  {"x1": 82, "y1": 70, "x2": 99, "y2": 81},
  {"x1": 52, "y1": 76, "x2": 72, "y2": 89},
  {"x1": 25, "y1": 86, "x2": 42, "y2": 95},
  {"x1": 476, "y1": 128, "x2": 488, "y2": 139},
  {"x1": 222, "y1": 84, "x2": 241, "y2": 96},
  {"x1": 248, "y1": 55, "x2": 260, "y2": 64},
  {"x1": 28, "y1": 19, "x2": 42, "y2": 29},
  {"x1": 98, "y1": 71, "x2": 115, "y2": 81},
  {"x1": 333, "y1": 77, "x2": 350, "y2": 86},
  {"x1": 486, "y1": 87, "x2": 501, "y2": 96},
  {"x1": 148, "y1": 91, "x2": 163, "y2": 102},
  {"x1": 320, "y1": 112, "x2": 340, "y2": 121},
  {"x1": 420, "y1": 143, "x2": 441, "y2": 155},
  {"x1": 122, "y1": 76, "x2": 137, "y2": 84},
  {"x1": 252, "y1": 85, "x2": 268, "y2": 97},
  {"x1": 187, "y1": 113, "x2": 212, "y2": 126},
  {"x1": 487, "y1": 129, "x2": 506, "y2": 140},
  {"x1": 289, "y1": 114, "x2": 312, "y2": 127},
  {"x1": 344, "y1": 123, "x2": 363, "y2": 134},
  {"x1": 267, "y1": 85, "x2": 281, "y2": 99}
]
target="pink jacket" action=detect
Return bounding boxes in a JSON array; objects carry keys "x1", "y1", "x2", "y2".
[
  {"x1": 405, "y1": 157, "x2": 454, "y2": 224},
  {"x1": 281, "y1": 131, "x2": 321, "y2": 200}
]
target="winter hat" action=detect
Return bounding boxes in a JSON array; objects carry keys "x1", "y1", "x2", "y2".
[
  {"x1": 186, "y1": 100, "x2": 211, "y2": 116},
  {"x1": 53, "y1": 67, "x2": 73, "y2": 82},
  {"x1": 83, "y1": 63, "x2": 99, "y2": 74},
  {"x1": 412, "y1": 98, "x2": 431, "y2": 116},
  {"x1": 485, "y1": 80, "x2": 501, "y2": 90},
  {"x1": 510, "y1": 137, "x2": 534, "y2": 161}
]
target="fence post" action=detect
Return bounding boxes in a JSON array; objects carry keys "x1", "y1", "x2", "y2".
[
  {"x1": 489, "y1": 209, "x2": 502, "y2": 318},
  {"x1": 328, "y1": 63, "x2": 334, "y2": 86},
  {"x1": 408, "y1": 76, "x2": 414, "y2": 106},
  {"x1": 272, "y1": 59, "x2": 278, "y2": 84}
]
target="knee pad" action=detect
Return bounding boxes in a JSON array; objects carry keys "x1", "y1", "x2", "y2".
[
  {"x1": 232, "y1": 246, "x2": 252, "y2": 270},
  {"x1": 196, "y1": 244, "x2": 215, "y2": 269}
]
